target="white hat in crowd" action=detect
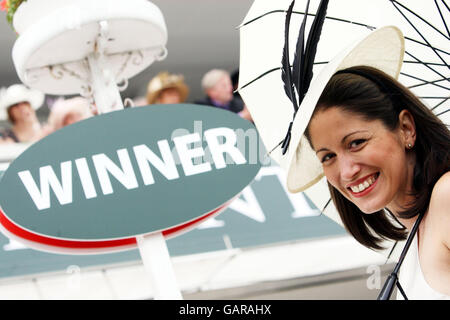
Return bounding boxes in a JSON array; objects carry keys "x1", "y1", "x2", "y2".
[{"x1": 0, "y1": 84, "x2": 44, "y2": 121}]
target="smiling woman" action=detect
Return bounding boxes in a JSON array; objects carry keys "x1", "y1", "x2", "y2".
[
  {"x1": 306, "y1": 66, "x2": 449, "y2": 241},
  {"x1": 304, "y1": 65, "x2": 450, "y2": 299}
]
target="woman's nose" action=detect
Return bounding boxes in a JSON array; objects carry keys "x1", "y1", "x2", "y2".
[{"x1": 339, "y1": 155, "x2": 361, "y2": 181}]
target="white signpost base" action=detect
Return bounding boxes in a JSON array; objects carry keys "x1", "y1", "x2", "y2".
[{"x1": 137, "y1": 233, "x2": 183, "y2": 300}]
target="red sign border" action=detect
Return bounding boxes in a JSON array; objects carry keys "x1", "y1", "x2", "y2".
[{"x1": 0, "y1": 203, "x2": 228, "y2": 254}]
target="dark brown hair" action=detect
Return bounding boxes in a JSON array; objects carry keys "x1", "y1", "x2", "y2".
[
  {"x1": 305, "y1": 66, "x2": 450, "y2": 250},
  {"x1": 7, "y1": 104, "x2": 17, "y2": 124}
]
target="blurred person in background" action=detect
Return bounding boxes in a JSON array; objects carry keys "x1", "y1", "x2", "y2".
[
  {"x1": 196, "y1": 69, "x2": 244, "y2": 114},
  {"x1": 0, "y1": 84, "x2": 44, "y2": 143},
  {"x1": 146, "y1": 71, "x2": 189, "y2": 105},
  {"x1": 37, "y1": 96, "x2": 93, "y2": 139}
]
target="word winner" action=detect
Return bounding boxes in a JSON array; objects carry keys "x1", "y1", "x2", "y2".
[{"x1": 18, "y1": 127, "x2": 247, "y2": 210}]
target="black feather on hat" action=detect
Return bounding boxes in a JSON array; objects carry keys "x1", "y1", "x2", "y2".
[{"x1": 280, "y1": 0, "x2": 329, "y2": 155}]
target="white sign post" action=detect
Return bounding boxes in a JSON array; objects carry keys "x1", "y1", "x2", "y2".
[
  {"x1": 87, "y1": 21, "x2": 182, "y2": 300},
  {"x1": 137, "y1": 233, "x2": 183, "y2": 300}
]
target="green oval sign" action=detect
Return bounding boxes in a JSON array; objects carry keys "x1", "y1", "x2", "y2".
[{"x1": 0, "y1": 104, "x2": 262, "y2": 244}]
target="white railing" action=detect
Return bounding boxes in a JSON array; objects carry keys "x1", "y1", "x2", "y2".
[{"x1": 0, "y1": 143, "x2": 31, "y2": 163}]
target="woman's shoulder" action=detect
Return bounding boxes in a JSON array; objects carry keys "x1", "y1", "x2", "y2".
[
  {"x1": 431, "y1": 171, "x2": 450, "y2": 202},
  {"x1": 429, "y1": 171, "x2": 450, "y2": 248}
]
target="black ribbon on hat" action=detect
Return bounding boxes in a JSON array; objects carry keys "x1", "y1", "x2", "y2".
[{"x1": 280, "y1": 0, "x2": 329, "y2": 155}]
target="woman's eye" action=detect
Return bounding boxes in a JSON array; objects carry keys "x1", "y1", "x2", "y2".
[
  {"x1": 349, "y1": 139, "x2": 366, "y2": 149},
  {"x1": 321, "y1": 153, "x2": 335, "y2": 163}
]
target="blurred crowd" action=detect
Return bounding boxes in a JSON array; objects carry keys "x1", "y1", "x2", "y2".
[{"x1": 0, "y1": 68, "x2": 252, "y2": 144}]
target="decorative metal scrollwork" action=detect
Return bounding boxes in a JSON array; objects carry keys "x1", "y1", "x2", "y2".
[
  {"x1": 24, "y1": 70, "x2": 39, "y2": 84},
  {"x1": 123, "y1": 98, "x2": 135, "y2": 108},
  {"x1": 156, "y1": 46, "x2": 168, "y2": 61},
  {"x1": 49, "y1": 65, "x2": 65, "y2": 80},
  {"x1": 116, "y1": 78, "x2": 129, "y2": 92},
  {"x1": 48, "y1": 60, "x2": 89, "y2": 82},
  {"x1": 115, "y1": 50, "x2": 145, "y2": 83},
  {"x1": 132, "y1": 50, "x2": 145, "y2": 65}
]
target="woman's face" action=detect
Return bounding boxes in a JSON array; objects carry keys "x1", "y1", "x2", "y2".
[
  {"x1": 308, "y1": 107, "x2": 414, "y2": 214},
  {"x1": 156, "y1": 88, "x2": 182, "y2": 104},
  {"x1": 208, "y1": 75, "x2": 233, "y2": 104},
  {"x1": 8, "y1": 101, "x2": 36, "y2": 124},
  {"x1": 62, "y1": 111, "x2": 84, "y2": 127}
]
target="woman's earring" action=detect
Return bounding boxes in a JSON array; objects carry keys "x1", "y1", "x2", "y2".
[{"x1": 407, "y1": 143, "x2": 413, "y2": 149}]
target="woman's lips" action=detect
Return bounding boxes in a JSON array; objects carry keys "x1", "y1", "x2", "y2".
[{"x1": 347, "y1": 172, "x2": 380, "y2": 198}]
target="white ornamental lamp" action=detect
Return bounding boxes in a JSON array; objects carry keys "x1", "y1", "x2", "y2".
[{"x1": 12, "y1": 0, "x2": 168, "y2": 113}]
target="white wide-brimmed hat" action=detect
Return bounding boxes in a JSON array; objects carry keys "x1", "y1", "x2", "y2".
[
  {"x1": 0, "y1": 84, "x2": 45, "y2": 120},
  {"x1": 240, "y1": 25, "x2": 405, "y2": 193},
  {"x1": 282, "y1": 26, "x2": 404, "y2": 193}
]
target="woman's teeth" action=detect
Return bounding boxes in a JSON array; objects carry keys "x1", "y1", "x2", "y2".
[{"x1": 350, "y1": 175, "x2": 377, "y2": 193}]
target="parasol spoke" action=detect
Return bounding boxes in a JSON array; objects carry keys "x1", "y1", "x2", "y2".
[
  {"x1": 434, "y1": 0, "x2": 450, "y2": 37},
  {"x1": 391, "y1": 0, "x2": 450, "y2": 71},
  {"x1": 238, "y1": 10, "x2": 376, "y2": 30},
  {"x1": 410, "y1": 83, "x2": 450, "y2": 92},
  {"x1": 238, "y1": 9, "x2": 295, "y2": 29},
  {"x1": 385, "y1": 241, "x2": 399, "y2": 264},
  {"x1": 240, "y1": 63, "x2": 449, "y2": 94},
  {"x1": 391, "y1": 0, "x2": 450, "y2": 40},
  {"x1": 401, "y1": 72, "x2": 450, "y2": 91},
  {"x1": 405, "y1": 51, "x2": 450, "y2": 86},
  {"x1": 442, "y1": 0, "x2": 450, "y2": 12},
  {"x1": 404, "y1": 37, "x2": 450, "y2": 57},
  {"x1": 238, "y1": 61, "x2": 328, "y2": 92},
  {"x1": 265, "y1": 139, "x2": 284, "y2": 157},
  {"x1": 419, "y1": 96, "x2": 450, "y2": 100},
  {"x1": 431, "y1": 97, "x2": 450, "y2": 111},
  {"x1": 321, "y1": 197, "x2": 332, "y2": 216},
  {"x1": 324, "y1": 16, "x2": 375, "y2": 30},
  {"x1": 421, "y1": 97, "x2": 450, "y2": 113},
  {"x1": 435, "y1": 106, "x2": 450, "y2": 117},
  {"x1": 404, "y1": 61, "x2": 448, "y2": 67},
  {"x1": 238, "y1": 10, "x2": 316, "y2": 29},
  {"x1": 237, "y1": 66, "x2": 281, "y2": 91}
]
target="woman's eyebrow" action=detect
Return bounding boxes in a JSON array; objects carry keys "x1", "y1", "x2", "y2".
[
  {"x1": 315, "y1": 147, "x2": 329, "y2": 154},
  {"x1": 315, "y1": 130, "x2": 369, "y2": 154},
  {"x1": 341, "y1": 130, "x2": 368, "y2": 143}
]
